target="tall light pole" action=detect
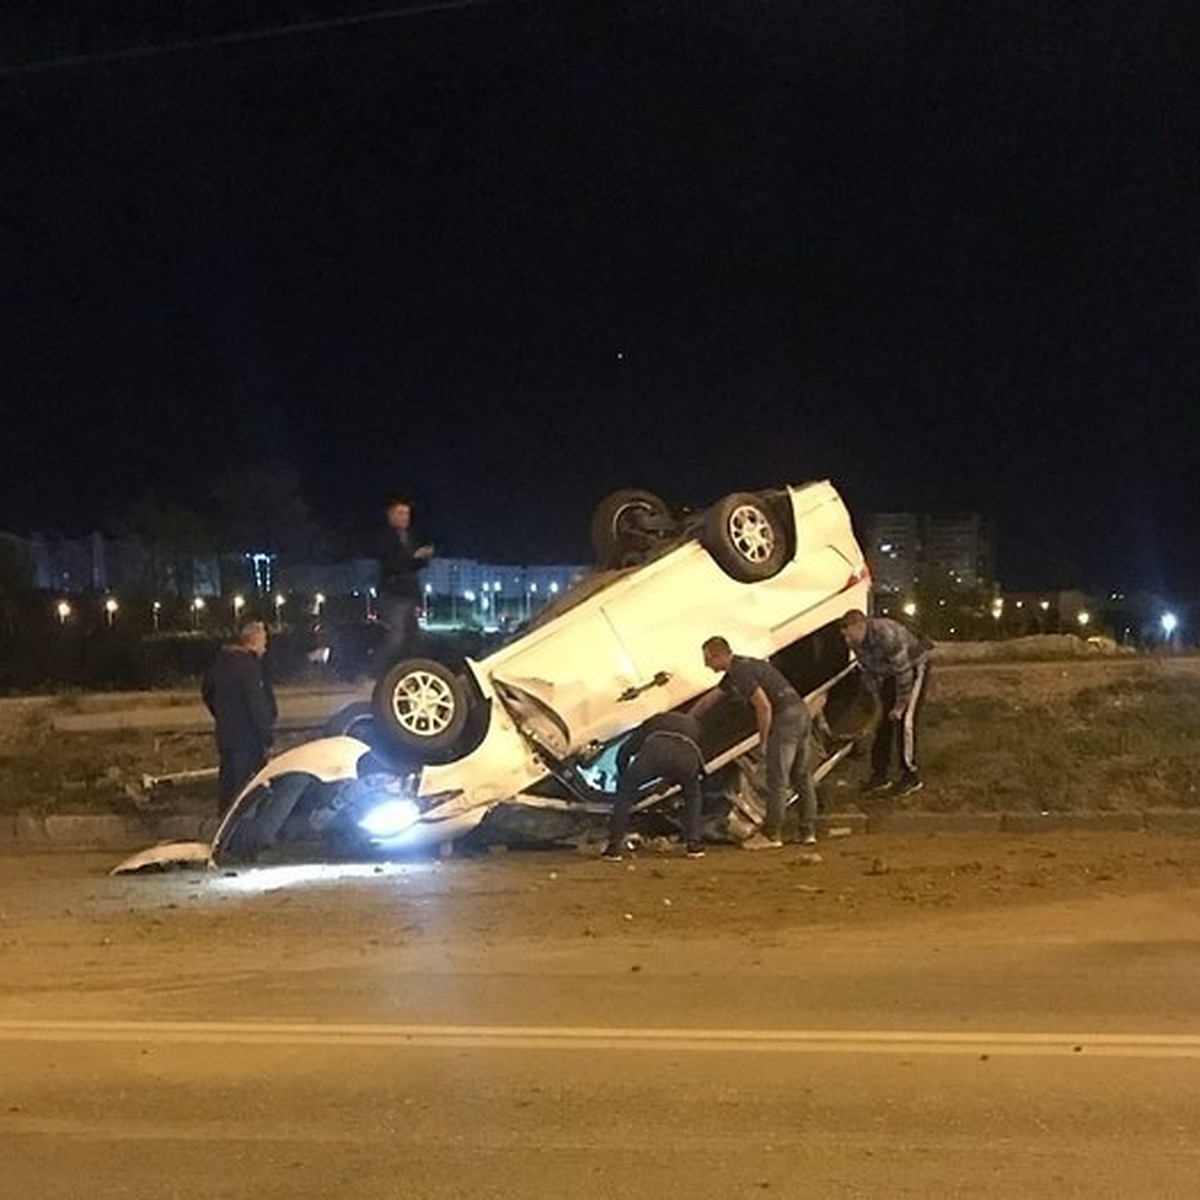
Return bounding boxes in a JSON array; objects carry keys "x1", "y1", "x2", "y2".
[
  {"x1": 274, "y1": 593, "x2": 285, "y2": 631},
  {"x1": 152, "y1": 600, "x2": 161, "y2": 632},
  {"x1": 192, "y1": 596, "x2": 206, "y2": 630},
  {"x1": 104, "y1": 597, "x2": 119, "y2": 628},
  {"x1": 232, "y1": 594, "x2": 246, "y2": 625}
]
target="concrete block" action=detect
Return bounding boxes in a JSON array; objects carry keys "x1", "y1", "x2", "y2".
[
  {"x1": 818, "y1": 812, "x2": 868, "y2": 837},
  {"x1": 43, "y1": 814, "x2": 139, "y2": 849},
  {"x1": 149, "y1": 815, "x2": 206, "y2": 842},
  {"x1": 869, "y1": 811, "x2": 1003, "y2": 836},
  {"x1": 14, "y1": 813, "x2": 48, "y2": 844},
  {"x1": 1001, "y1": 811, "x2": 1145, "y2": 835}
]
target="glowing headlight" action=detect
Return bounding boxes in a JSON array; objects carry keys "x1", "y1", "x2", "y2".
[{"x1": 358, "y1": 798, "x2": 421, "y2": 838}]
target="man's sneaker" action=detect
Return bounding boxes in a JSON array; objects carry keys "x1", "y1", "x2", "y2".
[
  {"x1": 894, "y1": 775, "x2": 924, "y2": 797},
  {"x1": 600, "y1": 845, "x2": 624, "y2": 862},
  {"x1": 860, "y1": 775, "x2": 893, "y2": 795},
  {"x1": 741, "y1": 832, "x2": 784, "y2": 851},
  {"x1": 801, "y1": 832, "x2": 818, "y2": 846},
  {"x1": 685, "y1": 844, "x2": 706, "y2": 859}
]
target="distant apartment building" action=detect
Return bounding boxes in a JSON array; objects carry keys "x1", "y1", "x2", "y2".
[
  {"x1": 922, "y1": 513, "x2": 994, "y2": 592},
  {"x1": 863, "y1": 512, "x2": 995, "y2": 599},
  {"x1": 862, "y1": 513, "x2": 920, "y2": 598}
]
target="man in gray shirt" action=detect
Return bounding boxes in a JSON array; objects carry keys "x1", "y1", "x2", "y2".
[{"x1": 690, "y1": 636, "x2": 818, "y2": 849}]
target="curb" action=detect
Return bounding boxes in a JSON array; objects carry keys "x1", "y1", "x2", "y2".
[
  {"x1": 4, "y1": 808, "x2": 1200, "y2": 854},
  {"x1": 1, "y1": 813, "x2": 220, "y2": 852},
  {"x1": 868, "y1": 811, "x2": 1003, "y2": 835},
  {"x1": 1000, "y1": 811, "x2": 1145, "y2": 834}
]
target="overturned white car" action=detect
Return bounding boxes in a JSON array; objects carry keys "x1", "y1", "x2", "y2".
[{"x1": 197, "y1": 480, "x2": 872, "y2": 865}]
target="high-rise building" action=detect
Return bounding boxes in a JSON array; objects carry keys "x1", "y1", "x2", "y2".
[{"x1": 862, "y1": 512, "x2": 994, "y2": 598}]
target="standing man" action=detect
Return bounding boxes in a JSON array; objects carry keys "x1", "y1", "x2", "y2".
[
  {"x1": 690, "y1": 636, "x2": 818, "y2": 849},
  {"x1": 838, "y1": 608, "x2": 932, "y2": 797},
  {"x1": 602, "y1": 710, "x2": 707, "y2": 861},
  {"x1": 377, "y1": 496, "x2": 434, "y2": 666},
  {"x1": 201, "y1": 619, "x2": 277, "y2": 815}
]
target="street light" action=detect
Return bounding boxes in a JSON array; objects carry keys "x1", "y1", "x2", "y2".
[
  {"x1": 902, "y1": 601, "x2": 917, "y2": 619},
  {"x1": 1161, "y1": 612, "x2": 1178, "y2": 640},
  {"x1": 104, "y1": 596, "x2": 119, "y2": 627},
  {"x1": 152, "y1": 600, "x2": 161, "y2": 631},
  {"x1": 56, "y1": 599, "x2": 71, "y2": 625},
  {"x1": 192, "y1": 596, "x2": 206, "y2": 629},
  {"x1": 1077, "y1": 610, "x2": 1090, "y2": 630},
  {"x1": 313, "y1": 592, "x2": 325, "y2": 616},
  {"x1": 232, "y1": 594, "x2": 246, "y2": 624},
  {"x1": 274, "y1": 593, "x2": 285, "y2": 630}
]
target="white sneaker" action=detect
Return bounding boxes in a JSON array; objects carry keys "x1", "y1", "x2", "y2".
[{"x1": 801, "y1": 832, "x2": 818, "y2": 846}]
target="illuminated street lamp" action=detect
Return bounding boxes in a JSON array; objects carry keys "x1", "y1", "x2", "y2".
[
  {"x1": 902, "y1": 601, "x2": 917, "y2": 619},
  {"x1": 1077, "y1": 610, "x2": 1090, "y2": 630},
  {"x1": 273, "y1": 593, "x2": 285, "y2": 630},
  {"x1": 152, "y1": 600, "x2": 161, "y2": 631},
  {"x1": 192, "y1": 596, "x2": 206, "y2": 629},
  {"x1": 104, "y1": 596, "x2": 119, "y2": 627},
  {"x1": 232, "y1": 594, "x2": 246, "y2": 624},
  {"x1": 56, "y1": 599, "x2": 72, "y2": 625},
  {"x1": 1161, "y1": 612, "x2": 1178, "y2": 640}
]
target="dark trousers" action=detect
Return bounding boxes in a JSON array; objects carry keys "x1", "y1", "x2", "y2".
[
  {"x1": 217, "y1": 744, "x2": 267, "y2": 814},
  {"x1": 609, "y1": 736, "x2": 704, "y2": 850},
  {"x1": 378, "y1": 595, "x2": 421, "y2": 665},
  {"x1": 870, "y1": 660, "x2": 930, "y2": 779}
]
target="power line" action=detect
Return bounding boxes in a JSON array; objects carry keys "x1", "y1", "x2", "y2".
[{"x1": 0, "y1": 0, "x2": 496, "y2": 78}]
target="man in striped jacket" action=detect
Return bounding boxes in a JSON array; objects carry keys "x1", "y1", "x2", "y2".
[{"x1": 839, "y1": 609, "x2": 933, "y2": 797}]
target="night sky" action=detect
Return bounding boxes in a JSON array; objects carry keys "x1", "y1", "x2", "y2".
[{"x1": 2, "y1": 2, "x2": 1198, "y2": 591}]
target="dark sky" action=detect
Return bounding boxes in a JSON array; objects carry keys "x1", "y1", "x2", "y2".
[{"x1": 2, "y1": 2, "x2": 1199, "y2": 591}]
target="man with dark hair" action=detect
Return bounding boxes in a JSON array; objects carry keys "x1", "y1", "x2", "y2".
[
  {"x1": 689, "y1": 635, "x2": 818, "y2": 849},
  {"x1": 602, "y1": 710, "x2": 707, "y2": 861},
  {"x1": 201, "y1": 619, "x2": 277, "y2": 815},
  {"x1": 377, "y1": 496, "x2": 434, "y2": 666},
  {"x1": 839, "y1": 608, "x2": 932, "y2": 797}
]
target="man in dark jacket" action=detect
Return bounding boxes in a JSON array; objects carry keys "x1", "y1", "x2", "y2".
[
  {"x1": 839, "y1": 608, "x2": 932, "y2": 797},
  {"x1": 602, "y1": 711, "x2": 707, "y2": 861},
  {"x1": 376, "y1": 497, "x2": 434, "y2": 666},
  {"x1": 201, "y1": 619, "x2": 277, "y2": 815}
]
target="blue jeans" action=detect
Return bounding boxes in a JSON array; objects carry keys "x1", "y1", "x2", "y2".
[{"x1": 764, "y1": 704, "x2": 817, "y2": 840}]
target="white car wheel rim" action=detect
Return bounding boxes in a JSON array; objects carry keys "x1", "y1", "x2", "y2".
[
  {"x1": 728, "y1": 504, "x2": 775, "y2": 563},
  {"x1": 392, "y1": 671, "x2": 456, "y2": 737}
]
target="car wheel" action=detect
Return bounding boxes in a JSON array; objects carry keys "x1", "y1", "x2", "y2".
[
  {"x1": 371, "y1": 658, "x2": 472, "y2": 760},
  {"x1": 590, "y1": 489, "x2": 676, "y2": 568},
  {"x1": 322, "y1": 701, "x2": 377, "y2": 740},
  {"x1": 702, "y1": 492, "x2": 789, "y2": 582}
]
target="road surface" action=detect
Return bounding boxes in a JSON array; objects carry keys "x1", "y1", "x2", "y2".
[{"x1": 3, "y1": 834, "x2": 1200, "y2": 1197}]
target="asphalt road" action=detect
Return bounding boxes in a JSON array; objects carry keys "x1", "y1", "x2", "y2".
[{"x1": 3, "y1": 841, "x2": 1200, "y2": 1198}]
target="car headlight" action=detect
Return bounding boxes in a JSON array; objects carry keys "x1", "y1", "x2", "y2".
[{"x1": 358, "y1": 798, "x2": 421, "y2": 838}]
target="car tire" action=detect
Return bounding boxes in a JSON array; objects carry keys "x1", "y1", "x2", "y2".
[
  {"x1": 590, "y1": 489, "x2": 676, "y2": 568},
  {"x1": 322, "y1": 701, "x2": 377, "y2": 741},
  {"x1": 371, "y1": 657, "x2": 472, "y2": 760},
  {"x1": 702, "y1": 492, "x2": 789, "y2": 582}
]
